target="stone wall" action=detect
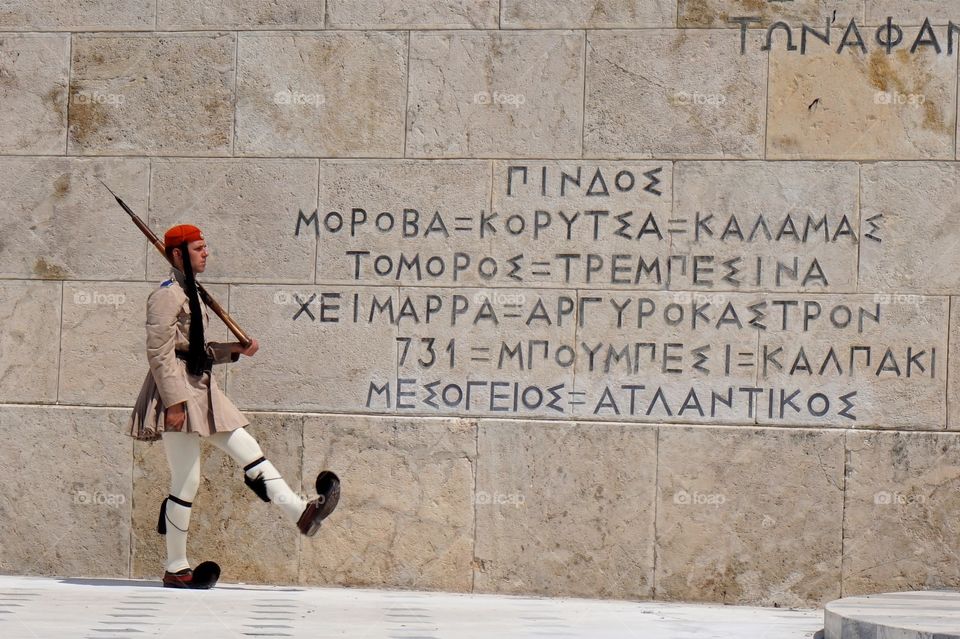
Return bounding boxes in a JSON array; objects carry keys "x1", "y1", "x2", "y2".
[{"x1": 2, "y1": 0, "x2": 960, "y2": 608}]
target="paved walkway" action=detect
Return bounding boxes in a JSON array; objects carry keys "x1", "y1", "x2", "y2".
[{"x1": 0, "y1": 574, "x2": 822, "y2": 638}]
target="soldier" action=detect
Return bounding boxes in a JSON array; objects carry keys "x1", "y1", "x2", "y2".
[{"x1": 127, "y1": 224, "x2": 338, "y2": 589}]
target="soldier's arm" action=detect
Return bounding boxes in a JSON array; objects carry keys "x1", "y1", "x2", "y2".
[
  {"x1": 206, "y1": 342, "x2": 241, "y2": 365},
  {"x1": 206, "y1": 337, "x2": 259, "y2": 363},
  {"x1": 146, "y1": 288, "x2": 191, "y2": 407}
]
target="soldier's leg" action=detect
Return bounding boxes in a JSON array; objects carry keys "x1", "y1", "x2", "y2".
[
  {"x1": 160, "y1": 431, "x2": 201, "y2": 573},
  {"x1": 207, "y1": 428, "x2": 306, "y2": 523}
]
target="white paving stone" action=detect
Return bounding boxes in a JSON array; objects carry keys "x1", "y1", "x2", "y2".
[{"x1": 0, "y1": 574, "x2": 822, "y2": 639}]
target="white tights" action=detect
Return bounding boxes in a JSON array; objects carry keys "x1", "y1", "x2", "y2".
[{"x1": 160, "y1": 428, "x2": 306, "y2": 572}]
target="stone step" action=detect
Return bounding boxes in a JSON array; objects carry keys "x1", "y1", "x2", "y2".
[{"x1": 825, "y1": 591, "x2": 960, "y2": 638}]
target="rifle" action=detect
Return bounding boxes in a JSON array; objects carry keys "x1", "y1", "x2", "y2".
[{"x1": 99, "y1": 179, "x2": 252, "y2": 347}]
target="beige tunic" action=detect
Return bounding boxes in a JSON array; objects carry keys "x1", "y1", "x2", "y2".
[{"x1": 127, "y1": 270, "x2": 249, "y2": 441}]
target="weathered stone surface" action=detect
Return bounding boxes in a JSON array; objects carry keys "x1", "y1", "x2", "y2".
[
  {"x1": 0, "y1": 34, "x2": 68, "y2": 153},
  {"x1": 317, "y1": 160, "x2": 674, "y2": 289},
  {"x1": 865, "y1": 2, "x2": 960, "y2": 25},
  {"x1": 0, "y1": 1, "x2": 154, "y2": 30},
  {"x1": 58, "y1": 282, "x2": 230, "y2": 406},
  {"x1": 490, "y1": 161, "x2": 673, "y2": 289},
  {"x1": 236, "y1": 32, "x2": 406, "y2": 157},
  {"x1": 843, "y1": 431, "x2": 960, "y2": 594},
  {"x1": 571, "y1": 291, "x2": 762, "y2": 424},
  {"x1": 131, "y1": 414, "x2": 302, "y2": 583},
  {"x1": 0, "y1": 281, "x2": 61, "y2": 403},
  {"x1": 59, "y1": 282, "x2": 151, "y2": 406},
  {"x1": 0, "y1": 406, "x2": 132, "y2": 577},
  {"x1": 158, "y1": 0, "x2": 325, "y2": 29},
  {"x1": 755, "y1": 294, "x2": 948, "y2": 428},
  {"x1": 407, "y1": 31, "x2": 584, "y2": 158},
  {"x1": 672, "y1": 161, "x2": 860, "y2": 292},
  {"x1": 225, "y1": 285, "x2": 398, "y2": 412},
  {"x1": 474, "y1": 420, "x2": 657, "y2": 599},
  {"x1": 584, "y1": 30, "x2": 767, "y2": 158},
  {"x1": 327, "y1": 0, "x2": 497, "y2": 28},
  {"x1": 391, "y1": 288, "x2": 577, "y2": 419},
  {"x1": 299, "y1": 414, "x2": 475, "y2": 591},
  {"x1": 148, "y1": 159, "x2": 319, "y2": 284},
  {"x1": 861, "y1": 163, "x2": 960, "y2": 294},
  {"x1": 0, "y1": 157, "x2": 148, "y2": 279},
  {"x1": 502, "y1": 0, "x2": 675, "y2": 27},
  {"x1": 656, "y1": 425, "x2": 844, "y2": 606},
  {"x1": 679, "y1": 0, "x2": 861, "y2": 27},
  {"x1": 315, "y1": 160, "x2": 490, "y2": 286},
  {"x1": 69, "y1": 33, "x2": 235, "y2": 156},
  {"x1": 767, "y1": 47, "x2": 956, "y2": 160},
  {"x1": 949, "y1": 296, "x2": 960, "y2": 430}
]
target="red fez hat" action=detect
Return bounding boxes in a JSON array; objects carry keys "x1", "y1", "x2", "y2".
[{"x1": 164, "y1": 224, "x2": 204, "y2": 247}]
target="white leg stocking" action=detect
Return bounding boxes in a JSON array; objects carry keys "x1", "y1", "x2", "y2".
[
  {"x1": 207, "y1": 428, "x2": 307, "y2": 524},
  {"x1": 161, "y1": 431, "x2": 201, "y2": 573}
]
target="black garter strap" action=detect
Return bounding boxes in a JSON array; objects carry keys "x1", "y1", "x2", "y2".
[
  {"x1": 157, "y1": 495, "x2": 192, "y2": 535},
  {"x1": 167, "y1": 494, "x2": 192, "y2": 508},
  {"x1": 243, "y1": 456, "x2": 267, "y2": 472}
]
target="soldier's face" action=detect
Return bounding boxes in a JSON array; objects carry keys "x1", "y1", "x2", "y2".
[{"x1": 180, "y1": 240, "x2": 208, "y2": 273}]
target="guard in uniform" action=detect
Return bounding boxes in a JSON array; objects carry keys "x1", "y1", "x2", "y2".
[{"x1": 127, "y1": 224, "x2": 338, "y2": 589}]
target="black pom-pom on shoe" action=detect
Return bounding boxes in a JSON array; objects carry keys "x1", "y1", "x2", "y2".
[{"x1": 315, "y1": 470, "x2": 340, "y2": 520}]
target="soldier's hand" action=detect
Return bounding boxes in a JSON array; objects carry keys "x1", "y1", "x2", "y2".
[
  {"x1": 165, "y1": 403, "x2": 186, "y2": 431},
  {"x1": 239, "y1": 338, "x2": 259, "y2": 357}
]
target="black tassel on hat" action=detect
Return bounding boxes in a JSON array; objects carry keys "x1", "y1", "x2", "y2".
[{"x1": 179, "y1": 241, "x2": 206, "y2": 376}]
